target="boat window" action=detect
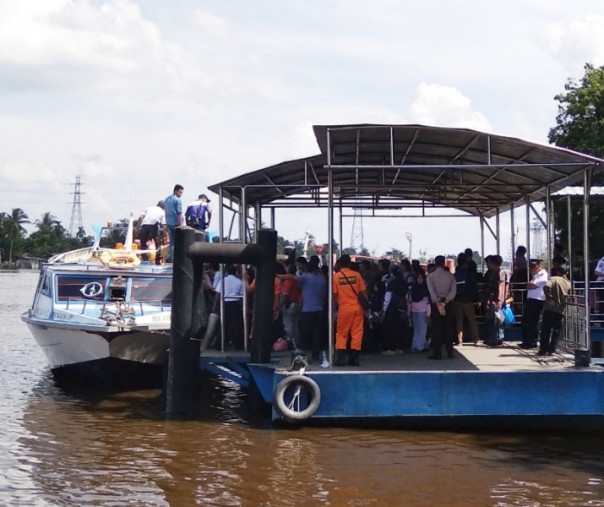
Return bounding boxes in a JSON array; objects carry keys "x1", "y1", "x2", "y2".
[
  {"x1": 36, "y1": 268, "x2": 50, "y2": 295},
  {"x1": 130, "y1": 277, "x2": 172, "y2": 304},
  {"x1": 56, "y1": 275, "x2": 107, "y2": 302},
  {"x1": 97, "y1": 226, "x2": 129, "y2": 249}
]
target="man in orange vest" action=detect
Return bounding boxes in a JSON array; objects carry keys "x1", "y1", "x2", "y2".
[{"x1": 333, "y1": 254, "x2": 368, "y2": 366}]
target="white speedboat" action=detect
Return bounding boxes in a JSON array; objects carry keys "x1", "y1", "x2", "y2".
[{"x1": 21, "y1": 217, "x2": 172, "y2": 385}]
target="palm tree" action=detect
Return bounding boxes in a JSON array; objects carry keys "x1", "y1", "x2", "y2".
[
  {"x1": 35, "y1": 212, "x2": 60, "y2": 232},
  {"x1": 1, "y1": 208, "x2": 30, "y2": 262},
  {"x1": 384, "y1": 247, "x2": 405, "y2": 261}
]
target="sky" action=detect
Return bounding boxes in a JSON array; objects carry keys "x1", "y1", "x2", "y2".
[{"x1": 1, "y1": 0, "x2": 604, "y2": 260}]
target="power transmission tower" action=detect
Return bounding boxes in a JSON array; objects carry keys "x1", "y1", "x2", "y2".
[
  {"x1": 350, "y1": 206, "x2": 364, "y2": 252},
  {"x1": 530, "y1": 218, "x2": 544, "y2": 259},
  {"x1": 69, "y1": 175, "x2": 84, "y2": 236}
]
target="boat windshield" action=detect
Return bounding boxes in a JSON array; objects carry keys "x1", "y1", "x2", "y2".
[
  {"x1": 55, "y1": 274, "x2": 172, "y2": 304},
  {"x1": 130, "y1": 277, "x2": 172, "y2": 304},
  {"x1": 56, "y1": 275, "x2": 108, "y2": 302},
  {"x1": 97, "y1": 226, "x2": 129, "y2": 249}
]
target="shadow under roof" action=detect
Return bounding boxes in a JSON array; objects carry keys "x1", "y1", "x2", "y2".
[{"x1": 208, "y1": 124, "x2": 604, "y2": 218}]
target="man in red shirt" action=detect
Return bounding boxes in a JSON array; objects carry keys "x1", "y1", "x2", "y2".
[{"x1": 333, "y1": 254, "x2": 368, "y2": 366}]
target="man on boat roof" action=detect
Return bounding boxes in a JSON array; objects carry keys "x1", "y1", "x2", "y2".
[{"x1": 185, "y1": 193, "x2": 212, "y2": 231}]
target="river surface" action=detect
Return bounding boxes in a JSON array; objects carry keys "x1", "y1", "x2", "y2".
[{"x1": 1, "y1": 270, "x2": 604, "y2": 506}]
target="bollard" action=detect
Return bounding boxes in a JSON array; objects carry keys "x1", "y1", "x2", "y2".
[{"x1": 166, "y1": 226, "x2": 197, "y2": 415}]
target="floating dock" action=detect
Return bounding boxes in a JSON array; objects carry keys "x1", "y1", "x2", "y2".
[{"x1": 237, "y1": 343, "x2": 604, "y2": 427}]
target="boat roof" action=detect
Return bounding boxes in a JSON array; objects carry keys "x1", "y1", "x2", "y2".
[{"x1": 209, "y1": 124, "x2": 604, "y2": 218}]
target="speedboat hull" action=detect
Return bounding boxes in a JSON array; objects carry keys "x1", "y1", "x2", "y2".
[{"x1": 22, "y1": 315, "x2": 169, "y2": 370}]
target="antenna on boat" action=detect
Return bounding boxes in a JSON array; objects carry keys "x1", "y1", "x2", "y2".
[{"x1": 124, "y1": 213, "x2": 134, "y2": 252}]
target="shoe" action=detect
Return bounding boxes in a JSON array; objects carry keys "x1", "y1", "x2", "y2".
[
  {"x1": 395, "y1": 350, "x2": 405, "y2": 355},
  {"x1": 427, "y1": 355, "x2": 442, "y2": 360},
  {"x1": 381, "y1": 350, "x2": 396, "y2": 355},
  {"x1": 347, "y1": 350, "x2": 360, "y2": 366},
  {"x1": 546, "y1": 351, "x2": 554, "y2": 356},
  {"x1": 334, "y1": 350, "x2": 346, "y2": 367},
  {"x1": 518, "y1": 343, "x2": 534, "y2": 349},
  {"x1": 537, "y1": 350, "x2": 547, "y2": 356}
]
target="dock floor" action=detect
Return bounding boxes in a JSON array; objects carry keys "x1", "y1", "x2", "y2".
[{"x1": 202, "y1": 342, "x2": 593, "y2": 373}]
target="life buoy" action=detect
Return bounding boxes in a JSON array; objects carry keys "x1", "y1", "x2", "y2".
[
  {"x1": 99, "y1": 250, "x2": 141, "y2": 269},
  {"x1": 273, "y1": 374, "x2": 321, "y2": 422}
]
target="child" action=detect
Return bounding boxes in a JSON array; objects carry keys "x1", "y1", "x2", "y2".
[{"x1": 409, "y1": 272, "x2": 431, "y2": 352}]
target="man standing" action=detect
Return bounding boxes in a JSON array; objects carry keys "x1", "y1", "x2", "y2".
[
  {"x1": 539, "y1": 265, "x2": 572, "y2": 356},
  {"x1": 426, "y1": 255, "x2": 457, "y2": 359},
  {"x1": 483, "y1": 255, "x2": 507, "y2": 347},
  {"x1": 333, "y1": 254, "x2": 367, "y2": 366},
  {"x1": 520, "y1": 259, "x2": 548, "y2": 349},
  {"x1": 185, "y1": 193, "x2": 212, "y2": 231},
  {"x1": 215, "y1": 264, "x2": 244, "y2": 350},
  {"x1": 163, "y1": 184, "x2": 184, "y2": 263},
  {"x1": 453, "y1": 252, "x2": 480, "y2": 345},
  {"x1": 138, "y1": 200, "x2": 165, "y2": 264}
]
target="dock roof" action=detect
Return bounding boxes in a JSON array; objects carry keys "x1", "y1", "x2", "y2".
[{"x1": 209, "y1": 124, "x2": 604, "y2": 218}]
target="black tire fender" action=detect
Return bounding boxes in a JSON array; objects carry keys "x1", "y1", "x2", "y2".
[{"x1": 273, "y1": 374, "x2": 321, "y2": 422}]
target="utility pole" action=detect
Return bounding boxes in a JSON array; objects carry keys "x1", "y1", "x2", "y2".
[
  {"x1": 69, "y1": 175, "x2": 84, "y2": 236},
  {"x1": 404, "y1": 232, "x2": 412, "y2": 260}
]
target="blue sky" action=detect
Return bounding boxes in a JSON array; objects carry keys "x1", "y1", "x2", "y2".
[{"x1": 1, "y1": 0, "x2": 603, "y2": 259}]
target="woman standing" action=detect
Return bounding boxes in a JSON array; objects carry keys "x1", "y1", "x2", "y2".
[{"x1": 409, "y1": 272, "x2": 431, "y2": 352}]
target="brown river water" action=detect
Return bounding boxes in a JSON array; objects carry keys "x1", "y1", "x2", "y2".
[{"x1": 2, "y1": 270, "x2": 604, "y2": 506}]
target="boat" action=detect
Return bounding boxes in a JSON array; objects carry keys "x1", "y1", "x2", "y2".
[{"x1": 21, "y1": 216, "x2": 172, "y2": 385}]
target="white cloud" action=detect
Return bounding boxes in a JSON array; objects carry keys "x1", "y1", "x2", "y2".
[
  {"x1": 407, "y1": 83, "x2": 493, "y2": 132},
  {"x1": 544, "y1": 13, "x2": 604, "y2": 72},
  {"x1": 193, "y1": 9, "x2": 227, "y2": 34}
]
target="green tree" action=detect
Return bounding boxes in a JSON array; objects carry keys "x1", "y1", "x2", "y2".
[
  {"x1": 548, "y1": 63, "x2": 604, "y2": 157},
  {"x1": 548, "y1": 63, "x2": 604, "y2": 263},
  {"x1": 35, "y1": 212, "x2": 61, "y2": 232},
  {"x1": 0, "y1": 208, "x2": 30, "y2": 262},
  {"x1": 384, "y1": 247, "x2": 405, "y2": 261}
]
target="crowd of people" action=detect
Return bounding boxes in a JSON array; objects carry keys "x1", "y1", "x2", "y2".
[
  {"x1": 196, "y1": 244, "x2": 576, "y2": 367},
  {"x1": 137, "y1": 184, "x2": 577, "y2": 365}
]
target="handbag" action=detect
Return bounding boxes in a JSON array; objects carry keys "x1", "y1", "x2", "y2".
[
  {"x1": 341, "y1": 272, "x2": 370, "y2": 310},
  {"x1": 502, "y1": 306, "x2": 515, "y2": 326}
]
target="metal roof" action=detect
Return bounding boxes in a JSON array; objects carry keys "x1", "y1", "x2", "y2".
[{"x1": 208, "y1": 124, "x2": 604, "y2": 218}]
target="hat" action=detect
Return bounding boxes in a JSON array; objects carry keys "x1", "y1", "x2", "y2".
[
  {"x1": 157, "y1": 200, "x2": 165, "y2": 208},
  {"x1": 529, "y1": 258, "x2": 542, "y2": 267},
  {"x1": 199, "y1": 193, "x2": 211, "y2": 202}
]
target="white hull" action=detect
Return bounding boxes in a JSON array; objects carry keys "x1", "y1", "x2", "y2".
[{"x1": 24, "y1": 316, "x2": 169, "y2": 371}]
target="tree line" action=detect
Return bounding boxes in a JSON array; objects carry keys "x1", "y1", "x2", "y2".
[{"x1": 0, "y1": 209, "x2": 93, "y2": 263}]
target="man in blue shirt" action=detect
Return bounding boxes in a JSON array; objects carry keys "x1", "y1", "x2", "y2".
[
  {"x1": 185, "y1": 193, "x2": 212, "y2": 231},
  {"x1": 163, "y1": 184, "x2": 184, "y2": 262}
]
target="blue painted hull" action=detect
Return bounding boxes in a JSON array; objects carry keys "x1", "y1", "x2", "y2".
[{"x1": 247, "y1": 364, "x2": 604, "y2": 425}]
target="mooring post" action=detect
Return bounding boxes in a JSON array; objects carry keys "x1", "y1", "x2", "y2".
[
  {"x1": 166, "y1": 225, "x2": 197, "y2": 415},
  {"x1": 250, "y1": 229, "x2": 277, "y2": 363},
  {"x1": 190, "y1": 230, "x2": 208, "y2": 343}
]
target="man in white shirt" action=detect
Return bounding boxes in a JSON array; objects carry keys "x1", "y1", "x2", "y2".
[
  {"x1": 520, "y1": 259, "x2": 548, "y2": 349},
  {"x1": 426, "y1": 255, "x2": 457, "y2": 359},
  {"x1": 138, "y1": 200, "x2": 165, "y2": 263},
  {"x1": 215, "y1": 264, "x2": 243, "y2": 350}
]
